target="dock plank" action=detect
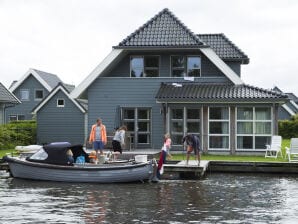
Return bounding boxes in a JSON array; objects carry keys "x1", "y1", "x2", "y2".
[{"x1": 163, "y1": 160, "x2": 209, "y2": 178}]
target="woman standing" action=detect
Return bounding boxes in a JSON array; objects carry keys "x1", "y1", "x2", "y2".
[{"x1": 112, "y1": 126, "x2": 127, "y2": 160}]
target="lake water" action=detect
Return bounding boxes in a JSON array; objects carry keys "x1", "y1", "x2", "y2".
[{"x1": 0, "y1": 171, "x2": 298, "y2": 224}]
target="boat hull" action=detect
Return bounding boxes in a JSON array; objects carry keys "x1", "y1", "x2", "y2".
[{"x1": 5, "y1": 157, "x2": 153, "y2": 183}]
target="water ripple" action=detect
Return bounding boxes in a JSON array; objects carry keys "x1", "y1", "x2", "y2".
[{"x1": 0, "y1": 172, "x2": 298, "y2": 223}]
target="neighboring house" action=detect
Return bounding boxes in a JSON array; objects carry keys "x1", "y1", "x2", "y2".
[
  {"x1": 5, "y1": 68, "x2": 62, "y2": 122},
  {"x1": 68, "y1": 8, "x2": 287, "y2": 153},
  {"x1": 273, "y1": 86, "x2": 298, "y2": 120},
  {"x1": 32, "y1": 83, "x2": 87, "y2": 144},
  {"x1": 0, "y1": 82, "x2": 20, "y2": 124}
]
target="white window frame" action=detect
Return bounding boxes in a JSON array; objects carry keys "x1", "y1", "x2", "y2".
[
  {"x1": 9, "y1": 114, "x2": 25, "y2": 121},
  {"x1": 20, "y1": 89, "x2": 29, "y2": 101},
  {"x1": 34, "y1": 89, "x2": 44, "y2": 101},
  {"x1": 121, "y1": 107, "x2": 152, "y2": 147},
  {"x1": 236, "y1": 106, "x2": 273, "y2": 151},
  {"x1": 208, "y1": 106, "x2": 230, "y2": 151},
  {"x1": 170, "y1": 55, "x2": 202, "y2": 77},
  {"x1": 130, "y1": 55, "x2": 160, "y2": 78},
  {"x1": 57, "y1": 98, "x2": 65, "y2": 107}
]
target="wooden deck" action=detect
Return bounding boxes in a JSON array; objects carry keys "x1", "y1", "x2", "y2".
[{"x1": 163, "y1": 160, "x2": 210, "y2": 179}]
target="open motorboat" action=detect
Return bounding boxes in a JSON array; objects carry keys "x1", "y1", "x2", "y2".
[{"x1": 4, "y1": 142, "x2": 154, "y2": 183}]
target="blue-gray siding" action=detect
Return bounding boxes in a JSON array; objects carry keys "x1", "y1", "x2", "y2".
[
  {"x1": 278, "y1": 107, "x2": 293, "y2": 120},
  {"x1": 88, "y1": 77, "x2": 231, "y2": 148},
  {"x1": 104, "y1": 51, "x2": 241, "y2": 78},
  {"x1": 36, "y1": 90, "x2": 85, "y2": 144},
  {"x1": 5, "y1": 75, "x2": 49, "y2": 121}
]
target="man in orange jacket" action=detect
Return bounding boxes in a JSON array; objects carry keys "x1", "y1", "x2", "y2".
[{"x1": 89, "y1": 118, "x2": 107, "y2": 157}]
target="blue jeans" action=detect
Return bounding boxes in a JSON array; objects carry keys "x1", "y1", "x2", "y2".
[{"x1": 93, "y1": 141, "x2": 104, "y2": 150}]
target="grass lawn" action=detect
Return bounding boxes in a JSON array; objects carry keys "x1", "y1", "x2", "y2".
[
  {"x1": 171, "y1": 139, "x2": 291, "y2": 162},
  {"x1": 0, "y1": 149, "x2": 17, "y2": 159}
]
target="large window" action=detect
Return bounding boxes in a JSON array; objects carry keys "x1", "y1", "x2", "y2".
[
  {"x1": 130, "y1": 56, "x2": 159, "y2": 77},
  {"x1": 209, "y1": 107, "x2": 229, "y2": 149},
  {"x1": 20, "y1": 89, "x2": 29, "y2": 101},
  {"x1": 171, "y1": 56, "x2": 201, "y2": 77},
  {"x1": 237, "y1": 107, "x2": 272, "y2": 150},
  {"x1": 35, "y1": 89, "x2": 44, "y2": 100},
  {"x1": 170, "y1": 107, "x2": 201, "y2": 145}
]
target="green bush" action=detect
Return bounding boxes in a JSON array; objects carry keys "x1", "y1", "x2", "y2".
[
  {"x1": 0, "y1": 120, "x2": 36, "y2": 150},
  {"x1": 278, "y1": 115, "x2": 298, "y2": 139}
]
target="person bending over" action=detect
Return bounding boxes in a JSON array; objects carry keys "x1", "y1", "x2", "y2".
[{"x1": 182, "y1": 134, "x2": 201, "y2": 165}]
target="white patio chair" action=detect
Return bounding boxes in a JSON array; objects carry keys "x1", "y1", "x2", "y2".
[
  {"x1": 265, "y1": 135, "x2": 282, "y2": 159},
  {"x1": 285, "y1": 138, "x2": 298, "y2": 162}
]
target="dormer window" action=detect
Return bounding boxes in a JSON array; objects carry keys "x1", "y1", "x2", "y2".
[
  {"x1": 57, "y1": 99, "x2": 65, "y2": 107},
  {"x1": 35, "y1": 89, "x2": 44, "y2": 100},
  {"x1": 130, "y1": 56, "x2": 159, "y2": 77},
  {"x1": 171, "y1": 56, "x2": 201, "y2": 77}
]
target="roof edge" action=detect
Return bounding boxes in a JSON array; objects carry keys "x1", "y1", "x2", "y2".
[
  {"x1": 10, "y1": 68, "x2": 53, "y2": 93},
  {"x1": 32, "y1": 83, "x2": 87, "y2": 114}
]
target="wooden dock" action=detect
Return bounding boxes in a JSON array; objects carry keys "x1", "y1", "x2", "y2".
[{"x1": 163, "y1": 160, "x2": 210, "y2": 179}]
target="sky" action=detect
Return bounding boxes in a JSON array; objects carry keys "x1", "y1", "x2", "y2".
[{"x1": 0, "y1": 0, "x2": 298, "y2": 95}]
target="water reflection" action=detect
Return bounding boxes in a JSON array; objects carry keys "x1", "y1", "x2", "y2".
[{"x1": 1, "y1": 171, "x2": 298, "y2": 223}]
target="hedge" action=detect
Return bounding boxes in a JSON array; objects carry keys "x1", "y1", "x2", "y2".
[
  {"x1": 278, "y1": 115, "x2": 298, "y2": 139},
  {"x1": 0, "y1": 120, "x2": 37, "y2": 150}
]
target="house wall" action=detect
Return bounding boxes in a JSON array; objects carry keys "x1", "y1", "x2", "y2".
[
  {"x1": 225, "y1": 61, "x2": 241, "y2": 76},
  {"x1": 278, "y1": 107, "x2": 292, "y2": 120},
  {"x1": 88, "y1": 77, "x2": 266, "y2": 150},
  {"x1": 5, "y1": 75, "x2": 49, "y2": 121},
  {"x1": 36, "y1": 90, "x2": 85, "y2": 144},
  {"x1": 104, "y1": 50, "x2": 240, "y2": 78}
]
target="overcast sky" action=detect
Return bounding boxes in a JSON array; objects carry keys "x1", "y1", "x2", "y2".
[{"x1": 1, "y1": 0, "x2": 297, "y2": 95}]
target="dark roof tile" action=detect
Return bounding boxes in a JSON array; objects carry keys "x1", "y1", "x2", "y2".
[
  {"x1": 197, "y1": 33, "x2": 249, "y2": 63},
  {"x1": 33, "y1": 69, "x2": 62, "y2": 89},
  {"x1": 156, "y1": 82, "x2": 288, "y2": 102},
  {"x1": 0, "y1": 82, "x2": 20, "y2": 104},
  {"x1": 117, "y1": 8, "x2": 203, "y2": 48}
]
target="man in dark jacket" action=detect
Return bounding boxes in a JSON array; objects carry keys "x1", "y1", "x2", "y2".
[{"x1": 182, "y1": 134, "x2": 201, "y2": 165}]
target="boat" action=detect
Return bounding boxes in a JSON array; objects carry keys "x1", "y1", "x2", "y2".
[
  {"x1": 4, "y1": 142, "x2": 154, "y2": 183},
  {"x1": 15, "y1": 144, "x2": 43, "y2": 154}
]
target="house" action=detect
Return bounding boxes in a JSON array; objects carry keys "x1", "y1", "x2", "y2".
[
  {"x1": 273, "y1": 86, "x2": 298, "y2": 120},
  {"x1": 66, "y1": 8, "x2": 287, "y2": 153},
  {"x1": 32, "y1": 83, "x2": 87, "y2": 144},
  {"x1": 5, "y1": 68, "x2": 62, "y2": 122},
  {"x1": 0, "y1": 82, "x2": 20, "y2": 124}
]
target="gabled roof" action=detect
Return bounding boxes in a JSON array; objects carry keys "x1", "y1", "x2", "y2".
[
  {"x1": 116, "y1": 8, "x2": 203, "y2": 48},
  {"x1": 285, "y1": 92, "x2": 298, "y2": 103},
  {"x1": 273, "y1": 86, "x2": 283, "y2": 93},
  {"x1": 273, "y1": 86, "x2": 298, "y2": 110},
  {"x1": 0, "y1": 82, "x2": 21, "y2": 104},
  {"x1": 156, "y1": 82, "x2": 288, "y2": 103},
  {"x1": 70, "y1": 49, "x2": 124, "y2": 99},
  {"x1": 71, "y1": 9, "x2": 248, "y2": 98},
  {"x1": 281, "y1": 104, "x2": 296, "y2": 116},
  {"x1": 197, "y1": 34, "x2": 249, "y2": 64},
  {"x1": 62, "y1": 83, "x2": 75, "y2": 93},
  {"x1": 32, "y1": 83, "x2": 87, "y2": 114},
  {"x1": 10, "y1": 68, "x2": 62, "y2": 93}
]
